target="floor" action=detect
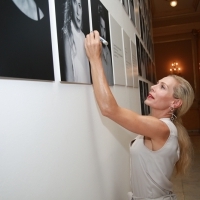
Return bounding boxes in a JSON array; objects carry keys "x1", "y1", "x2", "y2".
[{"x1": 171, "y1": 135, "x2": 200, "y2": 200}]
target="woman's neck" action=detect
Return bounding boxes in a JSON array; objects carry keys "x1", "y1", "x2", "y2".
[{"x1": 150, "y1": 109, "x2": 171, "y2": 119}]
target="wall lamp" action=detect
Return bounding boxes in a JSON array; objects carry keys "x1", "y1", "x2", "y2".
[{"x1": 170, "y1": 62, "x2": 181, "y2": 75}]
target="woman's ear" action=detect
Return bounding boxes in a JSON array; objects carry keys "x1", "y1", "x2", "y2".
[{"x1": 172, "y1": 99, "x2": 182, "y2": 109}]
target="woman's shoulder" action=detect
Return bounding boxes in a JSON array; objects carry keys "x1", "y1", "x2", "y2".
[{"x1": 159, "y1": 118, "x2": 177, "y2": 137}]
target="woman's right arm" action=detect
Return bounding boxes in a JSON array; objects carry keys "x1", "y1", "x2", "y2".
[{"x1": 85, "y1": 31, "x2": 169, "y2": 143}]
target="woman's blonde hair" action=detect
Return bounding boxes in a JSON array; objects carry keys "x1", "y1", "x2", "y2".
[{"x1": 169, "y1": 75, "x2": 194, "y2": 175}]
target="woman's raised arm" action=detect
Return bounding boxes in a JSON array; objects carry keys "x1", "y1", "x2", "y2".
[{"x1": 84, "y1": 31, "x2": 169, "y2": 142}]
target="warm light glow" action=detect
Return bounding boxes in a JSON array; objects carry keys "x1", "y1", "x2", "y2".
[
  {"x1": 170, "y1": 1, "x2": 177, "y2": 7},
  {"x1": 170, "y1": 62, "x2": 181, "y2": 75}
]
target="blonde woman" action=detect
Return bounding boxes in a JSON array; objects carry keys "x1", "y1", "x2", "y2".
[{"x1": 85, "y1": 31, "x2": 194, "y2": 200}]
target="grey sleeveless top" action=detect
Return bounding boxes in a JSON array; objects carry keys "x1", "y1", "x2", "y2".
[{"x1": 129, "y1": 118, "x2": 180, "y2": 199}]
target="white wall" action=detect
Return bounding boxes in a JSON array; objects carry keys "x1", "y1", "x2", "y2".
[{"x1": 0, "y1": 0, "x2": 148, "y2": 199}]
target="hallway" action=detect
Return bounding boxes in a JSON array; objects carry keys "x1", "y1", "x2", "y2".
[{"x1": 172, "y1": 135, "x2": 200, "y2": 199}]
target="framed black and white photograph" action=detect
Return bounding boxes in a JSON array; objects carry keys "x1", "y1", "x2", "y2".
[
  {"x1": 144, "y1": 81, "x2": 150, "y2": 115},
  {"x1": 136, "y1": 35, "x2": 142, "y2": 76},
  {"x1": 123, "y1": 30, "x2": 133, "y2": 87},
  {"x1": 122, "y1": 0, "x2": 129, "y2": 15},
  {"x1": 130, "y1": 39, "x2": 139, "y2": 88},
  {"x1": 109, "y1": 15, "x2": 126, "y2": 85},
  {"x1": 139, "y1": 7, "x2": 145, "y2": 41},
  {"x1": 0, "y1": 0, "x2": 54, "y2": 81},
  {"x1": 129, "y1": 0, "x2": 135, "y2": 25},
  {"x1": 55, "y1": 0, "x2": 91, "y2": 84},
  {"x1": 139, "y1": 80, "x2": 150, "y2": 115},
  {"x1": 140, "y1": 44, "x2": 146, "y2": 78},
  {"x1": 134, "y1": 0, "x2": 141, "y2": 35},
  {"x1": 91, "y1": 0, "x2": 114, "y2": 86},
  {"x1": 139, "y1": 80, "x2": 145, "y2": 115}
]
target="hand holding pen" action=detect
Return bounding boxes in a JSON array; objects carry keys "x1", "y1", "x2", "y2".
[{"x1": 85, "y1": 31, "x2": 103, "y2": 61}]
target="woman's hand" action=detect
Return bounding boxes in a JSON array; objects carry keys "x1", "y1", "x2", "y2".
[{"x1": 85, "y1": 31, "x2": 102, "y2": 62}]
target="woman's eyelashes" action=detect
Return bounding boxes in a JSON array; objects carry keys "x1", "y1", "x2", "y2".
[{"x1": 161, "y1": 84, "x2": 166, "y2": 89}]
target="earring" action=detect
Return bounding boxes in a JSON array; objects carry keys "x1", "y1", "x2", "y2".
[{"x1": 169, "y1": 106, "x2": 177, "y2": 121}]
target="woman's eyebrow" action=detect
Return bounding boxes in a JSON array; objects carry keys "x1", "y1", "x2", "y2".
[{"x1": 160, "y1": 81, "x2": 169, "y2": 88}]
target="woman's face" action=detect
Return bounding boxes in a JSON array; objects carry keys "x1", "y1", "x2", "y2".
[
  {"x1": 72, "y1": 0, "x2": 82, "y2": 30},
  {"x1": 145, "y1": 76, "x2": 178, "y2": 110}
]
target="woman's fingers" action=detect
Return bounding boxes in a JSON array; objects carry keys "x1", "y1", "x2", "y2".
[{"x1": 85, "y1": 30, "x2": 102, "y2": 60}]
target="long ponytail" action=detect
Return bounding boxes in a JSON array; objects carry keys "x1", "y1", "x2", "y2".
[{"x1": 170, "y1": 75, "x2": 194, "y2": 175}]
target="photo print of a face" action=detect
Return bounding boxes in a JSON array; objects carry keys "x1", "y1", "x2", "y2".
[
  {"x1": 90, "y1": 0, "x2": 114, "y2": 86},
  {"x1": 55, "y1": 0, "x2": 91, "y2": 84},
  {"x1": 0, "y1": 0, "x2": 54, "y2": 80}
]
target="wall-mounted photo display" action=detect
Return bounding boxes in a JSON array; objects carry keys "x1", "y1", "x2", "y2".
[
  {"x1": 135, "y1": 35, "x2": 142, "y2": 76},
  {"x1": 130, "y1": 40, "x2": 139, "y2": 88},
  {"x1": 143, "y1": 21, "x2": 147, "y2": 48},
  {"x1": 139, "y1": 80, "x2": 150, "y2": 115},
  {"x1": 90, "y1": 0, "x2": 114, "y2": 86},
  {"x1": 129, "y1": 0, "x2": 135, "y2": 25},
  {"x1": 144, "y1": 81, "x2": 150, "y2": 115},
  {"x1": 146, "y1": 56, "x2": 152, "y2": 82},
  {"x1": 143, "y1": 49, "x2": 147, "y2": 80},
  {"x1": 134, "y1": 0, "x2": 141, "y2": 35},
  {"x1": 122, "y1": 0, "x2": 129, "y2": 15},
  {"x1": 0, "y1": 0, "x2": 54, "y2": 81},
  {"x1": 139, "y1": 80, "x2": 145, "y2": 115},
  {"x1": 147, "y1": 32, "x2": 151, "y2": 56},
  {"x1": 109, "y1": 15, "x2": 126, "y2": 85},
  {"x1": 152, "y1": 63, "x2": 156, "y2": 84},
  {"x1": 122, "y1": 30, "x2": 133, "y2": 87},
  {"x1": 139, "y1": 7, "x2": 145, "y2": 41},
  {"x1": 140, "y1": 44, "x2": 146, "y2": 79},
  {"x1": 55, "y1": 0, "x2": 91, "y2": 84}
]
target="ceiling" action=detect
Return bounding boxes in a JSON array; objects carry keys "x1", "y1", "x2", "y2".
[{"x1": 150, "y1": 0, "x2": 200, "y2": 37}]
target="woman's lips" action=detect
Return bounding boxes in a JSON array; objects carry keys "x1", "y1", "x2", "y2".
[{"x1": 147, "y1": 94, "x2": 154, "y2": 99}]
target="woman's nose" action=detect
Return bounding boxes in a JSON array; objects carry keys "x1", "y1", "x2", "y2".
[
  {"x1": 77, "y1": 7, "x2": 81, "y2": 15},
  {"x1": 150, "y1": 85, "x2": 155, "y2": 91}
]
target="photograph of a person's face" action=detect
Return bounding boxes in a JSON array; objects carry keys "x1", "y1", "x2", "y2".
[
  {"x1": 0, "y1": 0, "x2": 54, "y2": 80},
  {"x1": 55, "y1": 0, "x2": 91, "y2": 84},
  {"x1": 91, "y1": 0, "x2": 114, "y2": 86}
]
